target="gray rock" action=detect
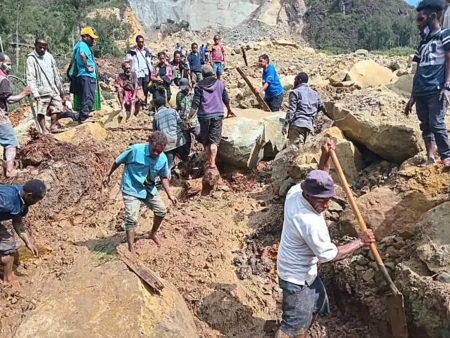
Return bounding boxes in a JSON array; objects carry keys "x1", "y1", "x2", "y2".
[
  {"x1": 437, "y1": 272, "x2": 450, "y2": 284},
  {"x1": 357, "y1": 257, "x2": 370, "y2": 266},
  {"x1": 279, "y1": 178, "x2": 296, "y2": 197},
  {"x1": 362, "y1": 268, "x2": 375, "y2": 282}
]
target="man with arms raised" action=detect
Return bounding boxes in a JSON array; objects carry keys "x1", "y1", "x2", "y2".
[{"x1": 276, "y1": 139, "x2": 376, "y2": 338}]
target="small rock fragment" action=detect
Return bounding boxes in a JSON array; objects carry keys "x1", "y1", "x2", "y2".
[{"x1": 362, "y1": 268, "x2": 375, "y2": 282}]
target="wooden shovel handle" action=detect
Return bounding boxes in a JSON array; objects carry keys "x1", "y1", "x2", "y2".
[{"x1": 329, "y1": 150, "x2": 385, "y2": 266}]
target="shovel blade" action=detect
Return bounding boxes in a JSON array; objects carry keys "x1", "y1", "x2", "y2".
[{"x1": 386, "y1": 293, "x2": 408, "y2": 338}]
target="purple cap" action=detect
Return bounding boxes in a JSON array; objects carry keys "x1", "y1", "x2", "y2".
[{"x1": 301, "y1": 170, "x2": 335, "y2": 198}]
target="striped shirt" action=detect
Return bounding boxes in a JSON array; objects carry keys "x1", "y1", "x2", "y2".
[
  {"x1": 152, "y1": 106, "x2": 186, "y2": 151},
  {"x1": 413, "y1": 28, "x2": 450, "y2": 96}
]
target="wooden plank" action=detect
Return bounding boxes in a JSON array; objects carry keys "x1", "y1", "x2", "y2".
[
  {"x1": 117, "y1": 245, "x2": 165, "y2": 294},
  {"x1": 236, "y1": 67, "x2": 271, "y2": 112},
  {"x1": 241, "y1": 46, "x2": 248, "y2": 66}
]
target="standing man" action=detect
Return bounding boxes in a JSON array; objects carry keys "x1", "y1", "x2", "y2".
[
  {"x1": 150, "y1": 52, "x2": 173, "y2": 102},
  {"x1": 282, "y1": 73, "x2": 325, "y2": 145},
  {"x1": 153, "y1": 96, "x2": 188, "y2": 170},
  {"x1": 176, "y1": 78, "x2": 200, "y2": 152},
  {"x1": 170, "y1": 51, "x2": 189, "y2": 86},
  {"x1": 187, "y1": 65, "x2": 235, "y2": 169},
  {"x1": 0, "y1": 53, "x2": 31, "y2": 178},
  {"x1": 188, "y1": 43, "x2": 205, "y2": 85},
  {"x1": 258, "y1": 54, "x2": 284, "y2": 112},
  {"x1": 211, "y1": 35, "x2": 225, "y2": 80},
  {"x1": 71, "y1": 27, "x2": 99, "y2": 123},
  {"x1": 0, "y1": 179, "x2": 46, "y2": 286},
  {"x1": 103, "y1": 131, "x2": 178, "y2": 254},
  {"x1": 126, "y1": 35, "x2": 152, "y2": 108},
  {"x1": 199, "y1": 44, "x2": 206, "y2": 57},
  {"x1": 405, "y1": 0, "x2": 450, "y2": 166},
  {"x1": 26, "y1": 38, "x2": 65, "y2": 135},
  {"x1": 276, "y1": 139, "x2": 376, "y2": 338}
]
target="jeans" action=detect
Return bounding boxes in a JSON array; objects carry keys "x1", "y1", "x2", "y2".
[
  {"x1": 265, "y1": 93, "x2": 284, "y2": 112},
  {"x1": 415, "y1": 92, "x2": 450, "y2": 160},
  {"x1": 78, "y1": 76, "x2": 96, "y2": 122}
]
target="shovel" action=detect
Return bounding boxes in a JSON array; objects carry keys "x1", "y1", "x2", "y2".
[{"x1": 330, "y1": 149, "x2": 408, "y2": 338}]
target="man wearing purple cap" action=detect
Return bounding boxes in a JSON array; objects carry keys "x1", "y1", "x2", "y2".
[{"x1": 276, "y1": 139, "x2": 376, "y2": 338}]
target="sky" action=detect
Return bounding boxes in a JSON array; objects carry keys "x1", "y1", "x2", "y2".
[{"x1": 405, "y1": 0, "x2": 419, "y2": 5}]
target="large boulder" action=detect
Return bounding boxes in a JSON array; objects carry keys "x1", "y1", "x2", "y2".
[
  {"x1": 325, "y1": 96, "x2": 423, "y2": 163},
  {"x1": 54, "y1": 122, "x2": 107, "y2": 144},
  {"x1": 262, "y1": 113, "x2": 286, "y2": 158},
  {"x1": 271, "y1": 145, "x2": 298, "y2": 194},
  {"x1": 387, "y1": 74, "x2": 413, "y2": 98},
  {"x1": 289, "y1": 127, "x2": 365, "y2": 182},
  {"x1": 415, "y1": 202, "x2": 450, "y2": 273},
  {"x1": 280, "y1": 75, "x2": 296, "y2": 91},
  {"x1": 346, "y1": 60, "x2": 398, "y2": 88},
  {"x1": 218, "y1": 117, "x2": 265, "y2": 169},
  {"x1": 329, "y1": 69, "x2": 349, "y2": 85},
  {"x1": 14, "y1": 259, "x2": 198, "y2": 338}
]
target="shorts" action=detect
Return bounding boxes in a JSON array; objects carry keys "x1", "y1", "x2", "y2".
[
  {"x1": 165, "y1": 144, "x2": 190, "y2": 170},
  {"x1": 37, "y1": 95, "x2": 63, "y2": 116},
  {"x1": 0, "y1": 123, "x2": 19, "y2": 149},
  {"x1": 0, "y1": 223, "x2": 17, "y2": 256},
  {"x1": 288, "y1": 126, "x2": 310, "y2": 145},
  {"x1": 265, "y1": 93, "x2": 284, "y2": 112},
  {"x1": 279, "y1": 277, "x2": 330, "y2": 337},
  {"x1": 213, "y1": 62, "x2": 224, "y2": 76},
  {"x1": 122, "y1": 193, "x2": 167, "y2": 231},
  {"x1": 199, "y1": 117, "x2": 223, "y2": 145},
  {"x1": 191, "y1": 71, "x2": 203, "y2": 83}
]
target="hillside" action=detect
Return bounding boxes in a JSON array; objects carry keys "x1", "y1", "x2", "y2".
[{"x1": 303, "y1": 0, "x2": 418, "y2": 52}]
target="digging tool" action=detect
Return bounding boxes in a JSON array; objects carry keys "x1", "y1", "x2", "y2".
[
  {"x1": 236, "y1": 67, "x2": 271, "y2": 112},
  {"x1": 330, "y1": 149, "x2": 408, "y2": 338},
  {"x1": 8, "y1": 75, "x2": 41, "y2": 133}
]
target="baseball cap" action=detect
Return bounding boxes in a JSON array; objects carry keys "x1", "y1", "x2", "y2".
[
  {"x1": 81, "y1": 27, "x2": 99, "y2": 39},
  {"x1": 301, "y1": 170, "x2": 335, "y2": 198},
  {"x1": 202, "y1": 64, "x2": 214, "y2": 77},
  {"x1": 179, "y1": 78, "x2": 189, "y2": 90}
]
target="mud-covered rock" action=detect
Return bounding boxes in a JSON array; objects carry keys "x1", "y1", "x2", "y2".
[
  {"x1": 325, "y1": 99, "x2": 423, "y2": 163},
  {"x1": 415, "y1": 202, "x2": 450, "y2": 273},
  {"x1": 346, "y1": 60, "x2": 398, "y2": 89},
  {"x1": 271, "y1": 145, "x2": 298, "y2": 194},
  {"x1": 339, "y1": 187, "x2": 435, "y2": 239},
  {"x1": 14, "y1": 258, "x2": 198, "y2": 338},
  {"x1": 261, "y1": 113, "x2": 286, "y2": 158},
  {"x1": 54, "y1": 122, "x2": 107, "y2": 144}
]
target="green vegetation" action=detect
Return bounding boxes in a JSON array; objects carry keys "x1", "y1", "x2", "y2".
[
  {"x1": 304, "y1": 0, "x2": 419, "y2": 52},
  {"x1": 0, "y1": 0, "x2": 129, "y2": 78}
]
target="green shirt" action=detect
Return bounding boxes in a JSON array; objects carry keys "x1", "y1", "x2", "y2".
[{"x1": 176, "y1": 90, "x2": 199, "y2": 127}]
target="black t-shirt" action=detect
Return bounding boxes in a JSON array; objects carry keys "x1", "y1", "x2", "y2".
[{"x1": 0, "y1": 76, "x2": 12, "y2": 112}]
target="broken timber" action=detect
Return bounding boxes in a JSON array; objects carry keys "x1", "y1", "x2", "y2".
[
  {"x1": 236, "y1": 67, "x2": 271, "y2": 112},
  {"x1": 241, "y1": 46, "x2": 248, "y2": 66},
  {"x1": 117, "y1": 245, "x2": 165, "y2": 294}
]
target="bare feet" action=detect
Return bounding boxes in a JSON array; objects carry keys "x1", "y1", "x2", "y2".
[
  {"x1": 5, "y1": 169, "x2": 17, "y2": 178},
  {"x1": 2, "y1": 277, "x2": 16, "y2": 287},
  {"x1": 149, "y1": 232, "x2": 160, "y2": 246}
]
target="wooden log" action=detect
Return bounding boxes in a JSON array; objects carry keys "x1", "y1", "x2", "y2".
[
  {"x1": 241, "y1": 46, "x2": 248, "y2": 66},
  {"x1": 117, "y1": 245, "x2": 165, "y2": 294},
  {"x1": 236, "y1": 67, "x2": 271, "y2": 112}
]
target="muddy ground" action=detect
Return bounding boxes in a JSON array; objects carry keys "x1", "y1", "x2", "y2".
[{"x1": 0, "y1": 108, "x2": 378, "y2": 338}]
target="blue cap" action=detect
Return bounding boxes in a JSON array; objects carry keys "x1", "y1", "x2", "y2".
[{"x1": 301, "y1": 170, "x2": 335, "y2": 198}]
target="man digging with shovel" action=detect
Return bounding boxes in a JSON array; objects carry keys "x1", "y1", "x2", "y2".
[{"x1": 276, "y1": 138, "x2": 376, "y2": 338}]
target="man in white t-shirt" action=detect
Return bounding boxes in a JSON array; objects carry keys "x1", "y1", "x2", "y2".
[
  {"x1": 276, "y1": 139, "x2": 376, "y2": 338},
  {"x1": 443, "y1": 0, "x2": 450, "y2": 29}
]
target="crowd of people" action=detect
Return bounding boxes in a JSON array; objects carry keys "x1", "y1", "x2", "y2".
[{"x1": 1, "y1": 2, "x2": 449, "y2": 337}]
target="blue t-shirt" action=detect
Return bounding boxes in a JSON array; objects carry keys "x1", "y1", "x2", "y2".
[
  {"x1": 262, "y1": 64, "x2": 284, "y2": 99},
  {"x1": 413, "y1": 28, "x2": 450, "y2": 96},
  {"x1": 73, "y1": 41, "x2": 96, "y2": 78},
  {"x1": 0, "y1": 185, "x2": 28, "y2": 221},
  {"x1": 188, "y1": 52, "x2": 204, "y2": 72},
  {"x1": 115, "y1": 143, "x2": 170, "y2": 199}
]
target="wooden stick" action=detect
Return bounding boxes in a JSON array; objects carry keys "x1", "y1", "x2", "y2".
[
  {"x1": 241, "y1": 46, "x2": 248, "y2": 66},
  {"x1": 236, "y1": 67, "x2": 271, "y2": 112},
  {"x1": 117, "y1": 245, "x2": 164, "y2": 294},
  {"x1": 330, "y1": 150, "x2": 401, "y2": 295}
]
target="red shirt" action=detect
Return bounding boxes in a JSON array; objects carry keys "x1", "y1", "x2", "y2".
[{"x1": 211, "y1": 44, "x2": 225, "y2": 63}]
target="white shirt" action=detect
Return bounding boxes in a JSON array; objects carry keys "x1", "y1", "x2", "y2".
[
  {"x1": 444, "y1": 7, "x2": 450, "y2": 29},
  {"x1": 277, "y1": 184, "x2": 338, "y2": 286}
]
